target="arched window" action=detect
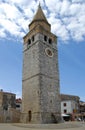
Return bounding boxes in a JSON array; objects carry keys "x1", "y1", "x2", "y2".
[
  {"x1": 44, "y1": 35, "x2": 47, "y2": 41},
  {"x1": 27, "y1": 39, "x2": 31, "y2": 49},
  {"x1": 27, "y1": 39, "x2": 31, "y2": 46},
  {"x1": 49, "y1": 38, "x2": 52, "y2": 44},
  {"x1": 32, "y1": 35, "x2": 34, "y2": 42}
]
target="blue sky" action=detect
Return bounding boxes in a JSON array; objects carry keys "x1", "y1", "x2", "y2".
[{"x1": 0, "y1": 0, "x2": 85, "y2": 100}]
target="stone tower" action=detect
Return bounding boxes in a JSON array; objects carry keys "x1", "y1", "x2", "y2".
[{"x1": 21, "y1": 4, "x2": 61, "y2": 123}]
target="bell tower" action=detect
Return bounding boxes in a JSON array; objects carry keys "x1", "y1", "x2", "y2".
[{"x1": 21, "y1": 4, "x2": 61, "y2": 123}]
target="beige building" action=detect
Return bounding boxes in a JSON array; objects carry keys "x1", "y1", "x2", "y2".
[
  {"x1": 0, "y1": 90, "x2": 16, "y2": 110},
  {"x1": 0, "y1": 90, "x2": 21, "y2": 123}
]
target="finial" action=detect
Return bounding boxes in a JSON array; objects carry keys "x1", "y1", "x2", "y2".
[{"x1": 38, "y1": 1, "x2": 41, "y2": 8}]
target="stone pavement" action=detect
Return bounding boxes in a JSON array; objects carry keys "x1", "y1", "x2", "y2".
[{"x1": 0, "y1": 122, "x2": 85, "y2": 130}]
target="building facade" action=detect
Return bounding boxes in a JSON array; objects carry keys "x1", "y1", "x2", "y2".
[
  {"x1": 16, "y1": 98, "x2": 22, "y2": 111},
  {"x1": 61, "y1": 100, "x2": 79, "y2": 114},
  {"x1": 21, "y1": 4, "x2": 61, "y2": 123},
  {"x1": 0, "y1": 90, "x2": 16, "y2": 110},
  {"x1": 0, "y1": 90, "x2": 21, "y2": 123},
  {"x1": 61, "y1": 94, "x2": 80, "y2": 121}
]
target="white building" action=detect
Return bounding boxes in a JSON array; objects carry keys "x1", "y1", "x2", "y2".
[
  {"x1": 16, "y1": 98, "x2": 22, "y2": 112},
  {"x1": 61, "y1": 94, "x2": 80, "y2": 114},
  {"x1": 61, "y1": 100, "x2": 79, "y2": 114},
  {"x1": 61, "y1": 94, "x2": 80, "y2": 121}
]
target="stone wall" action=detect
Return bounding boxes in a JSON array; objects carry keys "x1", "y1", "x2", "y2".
[
  {"x1": 0, "y1": 91, "x2": 16, "y2": 111},
  {"x1": 22, "y1": 5, "x2": 61, "y2": 123},
  {"x1": 0, "y1": 107, "x2": 21, "y2": 123},
  {"x1": 22, "y1": 32, "x2": 61, "y2": 123}
]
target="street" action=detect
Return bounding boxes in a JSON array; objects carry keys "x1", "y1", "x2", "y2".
[{"x1": 0, "y1": 122, "x2": 85, "y2": 130}]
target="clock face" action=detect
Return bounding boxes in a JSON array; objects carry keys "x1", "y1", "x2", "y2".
[{"x1": 45, "y1": 48, "x2": 54, "y2": 57}]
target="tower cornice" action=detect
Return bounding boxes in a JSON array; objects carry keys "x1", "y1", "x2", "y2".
[{"x1": 23, "y1": 24, "x2": 56, "y2": 44}]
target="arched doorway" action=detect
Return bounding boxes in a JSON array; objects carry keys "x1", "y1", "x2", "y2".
[{"x1": 28, "y1": 110, "x2": 32, "y2": 122}]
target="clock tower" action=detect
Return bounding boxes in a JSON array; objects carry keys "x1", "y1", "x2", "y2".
[{"x1": 21, "y1": 4, "x2": 61, "y2": 123}]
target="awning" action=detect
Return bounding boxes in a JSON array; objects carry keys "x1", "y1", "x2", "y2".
[{"x1": 61, "y1": 114, "x2": 70, "y2": 117}]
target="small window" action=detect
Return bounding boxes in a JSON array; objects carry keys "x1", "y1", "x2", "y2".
[
  {"x1": 63, "y1": 103, "x2": 66, "y2": 107},
  {"x1": 50, "y1": 100, "x2": 52, "y2": 103},
  {"x1": 32, "y1": 35, "x2": 34, "y2": 42},
  {"x1": 49, "y1": 38, "x2": 52, "y2": 44},
  {"x1": 28, "y1": 39, "x2": 31, "y2": 45},
  {"x1": 64, "y1": 109, "x2": 67, "y2": 113},
  {"x1": 44, "y1": 35, "x2": 47, "y2": 41},
  {"x1": 16, "y1": 105, "x2": 20, "y2": 108}
]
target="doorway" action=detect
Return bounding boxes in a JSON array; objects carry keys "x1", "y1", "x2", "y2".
[{"x1": 28, "y1": 110, "x2": 32, "y2": 122}]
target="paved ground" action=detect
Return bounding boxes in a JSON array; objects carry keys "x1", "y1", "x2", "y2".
[{"x1": 0, "y1": 122, "x2": 85, "y2": 130}]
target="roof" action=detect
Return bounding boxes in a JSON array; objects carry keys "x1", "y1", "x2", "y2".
[
  {"x1": 61, "y1": 94, "x2": 80, "y2": 102},
  {"x1": 16, "y1": 98, "x2": 22, "y2": 103},
  {"x1": 29, "y1": 4, "x2": 49, "y2": 25},
  {"x1": 0, "y1": 90, "x2": 16, "y2": 96}
]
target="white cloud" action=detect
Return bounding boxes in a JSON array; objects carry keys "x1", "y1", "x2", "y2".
[
  {"x1": 67, "y1": 17, "x2": 85, "y2": 41},
  {"x1": 72, "y1": 0, "x2": 84, "y2": 3},
  {"x1": 4, "y1": 0, "x2": 32, "y2": 6},
  {"x1": 0, "y1": 0, "x2": 85, "y2": 42},
  {"x1": 0, "y1": 3, "x2": 22, "y2": 20},
  {"x1": 45, "y1": 0, "x2": 85, "y2": 42},
  {"x1": 50, "y1": 18, "x2": 69, "y2": 41},
  {"x1": 60, "y1": 0, "x2": 70, "y2": 16},
  {"x1": 0, "y1": 28, "x2": 6, "y2": 38},
  {"x1": 16, "y1": 91, "x2": 22, "y2": 98},
  {"x1": 69, "y1": 3, "x2": 81, "y2": 16},
  {"x1": 0, "y1": 19, "x2": 20, "y2": 36}
]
